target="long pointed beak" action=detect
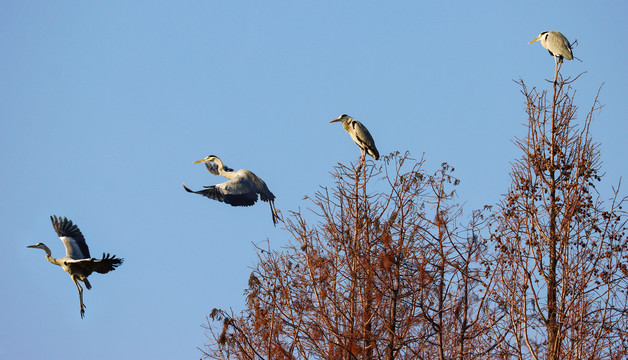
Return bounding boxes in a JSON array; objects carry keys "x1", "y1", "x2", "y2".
[
  {"x1": 27, "y1": 245, "x2": 38, "y2": 248},
  {"x1": 528, "y1": 36, "x2": 541, "y2": 44},
  {"x1": 193, "y1": 159, "x2": 206, "y2": 164},
  {"x1": 330, "y1": 118, "x2": 342, "y2": 123}
]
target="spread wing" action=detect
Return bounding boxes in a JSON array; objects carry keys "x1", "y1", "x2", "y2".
[
  {"x1": 183, "y1": 175, "x2": 260, "y2": 207},
  {"x1": 50, "y1": 215, "x2": 91, "y2": 259},
  {"x1": 65, "y1": 253, "x2": 123, "y2": 274}
]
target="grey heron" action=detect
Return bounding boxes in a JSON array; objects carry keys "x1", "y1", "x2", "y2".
[
  {"x1": 529, "y1": 30, "x2": 573, "y2": 64},
  {"x1": 330, "y1": 114, "x2": 380, "y2": 160},
  {"x1": 27, "y1": 215, "x2": 123, "y2": 318},
  {"x1": 182, "y1": 155, "x2": 280, "y2": 226}
]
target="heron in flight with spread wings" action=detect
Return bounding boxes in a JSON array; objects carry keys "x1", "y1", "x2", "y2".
[
  {"x1": 529, "y1": 30, "x2": 574, "y2": 65},
  {"x1": 182, "y1": 155, "x2": 280, "y2": 226},
  {"x1": 27, "y1": 215, "x2": 123, "y2": 318},
  {"x1": 330, "y1": 114, "x2": 380, "y2": 160}
]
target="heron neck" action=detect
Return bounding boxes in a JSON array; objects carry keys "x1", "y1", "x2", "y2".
[
  {"x1": 41, "y1": 245, "x2": 62, "y2": 266},
  {"x1": 342, "y1": 119, "x2": 352, "y2": 132},
  {"x1": 213, "y1": 158, "x2": 227, "y2": 175},
  {"x1": 46, "y1": 254, "x2": 62, "y2": 266}
]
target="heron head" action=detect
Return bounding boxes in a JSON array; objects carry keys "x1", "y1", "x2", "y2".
[
  {"x1": 27, "y1": 243, "x2": 50, "y2": 252},
  {"x1": 330, "y1": 114, "x2": 350, "y2": 124},
  {"x1": 193, "y1": 155, "x2": 219, "y2": 164},
  {"x1": 528, "y1": 31, "x2": 548, "y2": 44}
]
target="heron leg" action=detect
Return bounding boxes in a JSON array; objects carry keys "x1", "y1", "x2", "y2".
[
  {"x1": 359, "y1": 148, "x2": 366, "y2": 163},
  {"x1": 269, "y1": 200, "x2": 279, "y2": 226},
  {"x1": 553, "y1": 59, "x2": 564, "y2": 85},
  {"x1": 73, "y1": 277, "x2": 86, "y2": 318}
]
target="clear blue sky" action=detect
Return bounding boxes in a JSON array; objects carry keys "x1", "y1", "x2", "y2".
[{"x1": 1, "y1": 1, "x2": 626, "y2": 359}]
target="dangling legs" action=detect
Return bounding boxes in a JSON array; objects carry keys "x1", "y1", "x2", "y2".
[
  {"x1": 73, "y1": 277, "x2": 86, "y2": 318},
  {"x1": 269, "y1": 200, "x2": 279, "y2": 226}
]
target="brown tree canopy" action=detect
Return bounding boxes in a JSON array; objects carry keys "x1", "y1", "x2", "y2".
[
  {"x1": 200, "y1": 73, "x2": 627, "y2": 360},
  {"x1": 491, "y1": 76, "x2": 628, "y2": 359},
  {"x1": 201, "y1": 153, "x2": 497, "y2": 359}
]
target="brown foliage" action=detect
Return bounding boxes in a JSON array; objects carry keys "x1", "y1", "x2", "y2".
[
  {"x1": 201, "y1": 153, "x2": 497, "y2": 359},
  {"x1": 199, "y1": 72, "x2": 627, "y2": 360},
  {"x1": 491, "y1": 74, "x2": 628, "y2": 359}
]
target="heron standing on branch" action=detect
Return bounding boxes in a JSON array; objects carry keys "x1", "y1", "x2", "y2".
[
  {"x1": 183, "y1": 155, "x2": 280, "y2": 226},
  {"x1": 330, "y1": 114, "x2": 380, "y2": 161},
  {"x1": 27, "y1": 215, "x2": 123, "y2": 318},
  {"x1": 529, "y1": 30, "x2": 574, "y2": 67}
]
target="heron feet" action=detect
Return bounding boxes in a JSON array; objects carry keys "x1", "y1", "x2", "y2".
[{"x1": 80, "y1": 302, "x2": 87, "y2": 318}]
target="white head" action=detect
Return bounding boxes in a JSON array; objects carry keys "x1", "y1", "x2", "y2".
[
  {"x1": 330, "y1": 114, "x2": 352, "y2": 124},
  {"x1": 528, "y1": 31, "x2": 549, "y2": 45},
  {"x1": 193, "y1": 155, "x2": 219, "y2": 164},
  {"x1": 27, "y1": 242, "x2": 51, "y2": 255}
]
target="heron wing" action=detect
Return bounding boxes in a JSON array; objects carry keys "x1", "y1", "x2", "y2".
[
  {"x1": 246, "y1": 174, "x2": 275, "y2": 202},
  {"x1": 546, "y1": 31, "x2": 573, "y2": 60},
  {"x1": 183, "y1": 178, "x2": 259, "y2": 207},
  {"x1": 183, "y1": 183, "x2": 227, "y2": 202},
  {"x1": 217, "y1": 174, "x2": 261, "y2": 206},
  {"x1": 233, "y1": 170, "x2": 277, "y2": 202},
  {"x1": 50, "y1": 215, "x2": 91, "y2": 259},
  {"x1": 91, "y1": 253, "x2": 124, "y2": 274},
  {"x1": 352, "y1": 120, "x2": 380, "y2": 160},
  {"x1": 65, "y1": 253, "x2": 123, "y2": 275}
]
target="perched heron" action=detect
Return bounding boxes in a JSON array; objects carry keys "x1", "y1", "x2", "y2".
[
  {"x1": 183, "y1": 155, "x2": 280, "y2": 226},
  {"x1": 529, "y1": 30, "x2": 573, "y2": 64},
  {"x1": 27, "y1": 215, "x2": 123, "y2": 318},
  {"x1": 330, "y1": 114, "x2": 380, "y2": 160}
]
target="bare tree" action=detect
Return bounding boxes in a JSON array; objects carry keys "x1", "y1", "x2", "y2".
[
  {"x1": 491, "y1": 71, "x2": 628, "y2": 359},
  {"x1": 200, "y1": 153, "x2": 498, "y2": 359}
]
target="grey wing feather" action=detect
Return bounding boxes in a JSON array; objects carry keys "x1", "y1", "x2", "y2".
[
  {"x1": 251, "y1": 178, "x2": 275, "y2": 202},
  {"x1": 91, "y1": 253, "x2": 123, "y2": 273},
  {"x1": 183, "y1": 183, "x2": 228, "y2": 202},
  {"x1": 352, "y1": 120, "x2": 380, "y2": 160},
  {"x1": 183, "y1": 179, "x2": 259, "y2": 206},
  {"x1": 238, "y1": 171, "x2": 275, "y2": 202},
  {"x1": 218, "y1": 176, "x2": 261, "y2": 206},
  {"x1": 548, "y1": 31, "x2": 573, "y2": 60},
  {"x1": 51, "y1": 215, "x2": 91, "y2": 259},
  {"x1": 65, "y1": 253, "x2": 123, "y2": 274}
]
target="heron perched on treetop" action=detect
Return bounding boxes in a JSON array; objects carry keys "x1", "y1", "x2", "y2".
[
  {"x1": 27, "y1": 215, "x2": 123, "y2": 318},
  {"x1": 529, "y1": 30, "x2": 574, "y2": 65},
  {"x1": 330, "y1": 114, "x2": 380, "y2": 161},
  {"x1": 183, "y1": 155, "x2": 280, "y2": 226}
]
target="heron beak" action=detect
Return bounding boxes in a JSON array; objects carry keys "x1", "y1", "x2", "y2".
[
  {"x1": 330, "y1": 118, "x2": 342, "y2": 123},
  {"x1": 27, "y1": 244, "x2": 38, "y2": 248},
  {"x1": 528, "y1": 36, "x2": 541, "y2": 44},
  {"x1": 193, "y1": 159, "x2": 206, "y2": 164}
]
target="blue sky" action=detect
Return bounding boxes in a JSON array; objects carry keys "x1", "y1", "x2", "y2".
[{"x1": 1, "y1": 1, "x2": 626, "y2": 359}]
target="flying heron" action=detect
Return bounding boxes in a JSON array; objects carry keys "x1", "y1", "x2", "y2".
[
  {"x1": 330, "y1": 114, "x2": 380, "y2": 160},
  {"x1": 183, "y1": 155, "x2": 280, "y2": 226},
  {"x1": 27, "y1": 215, "x2": 123, "y2": 318},
  {"x1": 529, "y1": 30, "x2": 574, "y2": 65}
]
